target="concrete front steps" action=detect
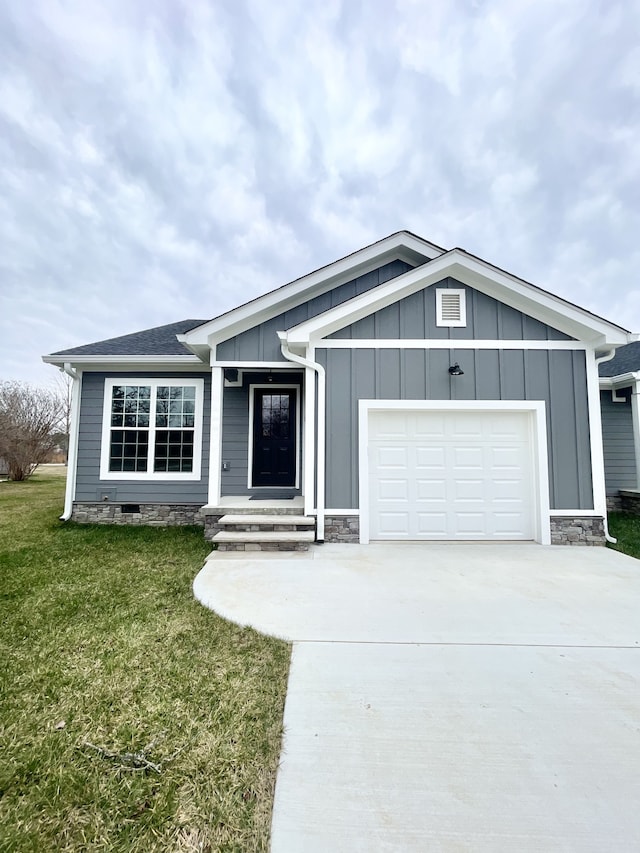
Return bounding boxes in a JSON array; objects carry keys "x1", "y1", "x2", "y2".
[{"x1": 212, "y1": 514, "x2": 316, "y2": 552}]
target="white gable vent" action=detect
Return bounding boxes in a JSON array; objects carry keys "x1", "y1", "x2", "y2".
[{"x1": 436, "y1": 288, "x2": 466, "y2": 327}]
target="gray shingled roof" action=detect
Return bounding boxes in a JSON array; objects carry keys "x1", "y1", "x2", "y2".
[
  {"x1": 599, "y1": 341, "x2": 640, "y2": 377},
  {"x1": 50, "y1": 320, "x2": 207, "y2": 357}
]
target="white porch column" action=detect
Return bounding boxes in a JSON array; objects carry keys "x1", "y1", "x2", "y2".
[
  {"x1": 586, "y1": 348, "x2": 609, "y2": 518},
  {"x1": 303, "y1": 366, "x2": 316, "y2": 517},
  {"x1": 208, "y1": 362, "x2": 224, "y2": 506},
  {"x1": 631, "y1": 378, "x2": 640, "y2": 490}
]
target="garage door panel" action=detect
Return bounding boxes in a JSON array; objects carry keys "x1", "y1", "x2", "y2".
[
  {"x1": 455, "y1": 513, "x2": 488, "y2": 535},
  {"x1": 492, "y1": 512, "x2": 528, "y2": 535},
  {"x1": 415, "y1": 446, "x2": 446, "y2": 468},
  {"x1": 490, "y1": 446, "x2": 526, "y2": 469},
  {"x1": 453, "y1": 479, "x2": 485, "y2": 501},
  {"x1": 452, "y1": 447, "x2": 484, "y2": 469},
  {"x1": 416, "y1": 513, "x2": 448, "y2": 536},
  {"x1": 377, "y1": 479, "x2": 408, "y2": 501},
  {"x1": 490, "y1": 479, "x2": 527, "y2": 501},
  {"x1": 412, "y1": 413, "x2": 446, "y2": 440},
  {"x1": 377, "y1": 512, "x2": 410, "y2": 536},
  {"x1": 368, "y1": 410, "x2": 534, "y2": 541},
  {"x1": 416, "y1": 478, "x2": 447, "y2": 500},
  {"x1": 375, "y1": 446, "x2": 408, "y2": 468}
]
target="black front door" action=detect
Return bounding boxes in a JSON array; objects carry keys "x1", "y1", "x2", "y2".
[{"x1": 251, "y1": 389, "x2": 297, "y2": 487}]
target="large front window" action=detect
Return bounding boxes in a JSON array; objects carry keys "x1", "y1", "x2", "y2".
[{"x1": 100, "y1": 379, "x2": 204, "y2": 480}]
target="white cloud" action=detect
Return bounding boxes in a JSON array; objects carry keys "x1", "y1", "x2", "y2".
[{"x1": 0, "y1": 0, "x2": 638, "y2": 384}]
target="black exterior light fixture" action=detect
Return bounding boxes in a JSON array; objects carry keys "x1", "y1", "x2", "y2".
[{"x1": 448, "y1": 363, "x2": 464, "y2": 376}]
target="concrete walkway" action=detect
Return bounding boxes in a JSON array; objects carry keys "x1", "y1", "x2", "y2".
[{"x1": 194, "y1": 543, "x2": 640, "y2": 851}]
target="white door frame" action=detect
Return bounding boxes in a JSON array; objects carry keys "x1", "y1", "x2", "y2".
[
  {"x1": 358, "y1": 399, "x2": 551, "y2": 545},
  {"x1": 248, "y1": 384, "x2": 301, "y2": 489}
]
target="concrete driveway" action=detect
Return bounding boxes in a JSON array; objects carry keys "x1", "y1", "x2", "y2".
[{"x1": 194, "y1": 543, "x2": 640, "y2": 851}]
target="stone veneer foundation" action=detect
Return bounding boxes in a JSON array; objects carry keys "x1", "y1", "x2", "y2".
[
  {"x1": 325, "y1": 515, "x2": 607, "y2": 545},
  {"x1": 71, "y1": 505, "x2": 607, "y2": 546},
  {"x1": 72, "y1": 503, "x2": 205, "y2": 526},
  {"x1": 607, "y1": 495, "x2": 623, "y2": 512},
  {"x1": 324, "y1": 516, "x2": 360, "y2": 543},
  {"x1": 549, "y1": 516, "x2": 605, "y2": 545},
  {"x1": 618, "y1": 490, "x2": 640, "y2": 515}
]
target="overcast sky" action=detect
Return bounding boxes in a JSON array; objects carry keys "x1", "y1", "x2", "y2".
[{"x1": 1, "y1": 0, "x2": 639, "y2": 385}]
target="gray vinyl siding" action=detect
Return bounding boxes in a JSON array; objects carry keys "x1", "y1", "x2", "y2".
[
  {"x1": 317, "y1": 348, "x2": 592, "y2": 511},
  {"x1": 75, "y1": 372, "x2": 210, "y2": 504},
  {"x1": 220, "y1": 371, "x2": 304, "y2": 496},
  {"x1": 216, "y1": 260, "x2": 413, "y2": 362},
  {"x1": 329, "y1": 278, "x2": 573, "y2": 340},
  {"x1": 600, "y1": 390, "x2": 637, "y2": 494}
]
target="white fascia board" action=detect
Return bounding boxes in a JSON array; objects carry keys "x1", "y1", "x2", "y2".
[
  {"x1": 284, "y1": 250, "x2": 631, "y2": 348},
  {"x1": 177, "y1": 232, "x2": 444, "y2": 347},
  {"x1": 42, "y1": 355, "x2": 207, "y2": 372},
  {"x1": 599, "y1": 371, "x2": 640, "y2": 388}
]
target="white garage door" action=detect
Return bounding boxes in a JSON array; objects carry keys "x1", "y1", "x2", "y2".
[{"x1": 368, "y1": 409, "x2": 535, "y2": 540}]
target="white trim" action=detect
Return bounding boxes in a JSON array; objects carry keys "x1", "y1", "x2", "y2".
[
  {"x1": 43, "y1": 355, "x2": 202, "y2": 365},
  {"x1": 61, "y1": 366, "x2": 82, "y2": 520},
  {"x1": 358, "y1": 400, "x2": 551, "y2": 546},
  {"x1": 303, "y1": 367, "x2": 316, "y2": 517},
  {"x1": 599, "y1": 371, "x2": 640, "y2": 388},
  {"x1": 211, "y1": 361, "x2": 304, "y2": 369},
  {"x1": 611, "y1": 388, "x2": 627, "y2": 402},
  {"x1": 586, "y1": 349, "x2": 609, "y2": 519},
  {"x1": 324, "y1": 509, "x2": 360, "y2": 516},
  {"x1": 99, "y1": 377, "x2": 204, "y2": 481},
  {"x1": 436, "y1": 288, "x2": 466, "y2": 327},
  {"x1": 247, "y1": 384, "x2": 300, "y2": 490},
  {"x1": 208, "y1": 368, "x2": 223, "y2": 505},
  {"x1": 278, "y1": 334, "x2": 326, "y2": 537},
  {"x1": 316, "y1": 339, "x2": 587, "y2": 350},
  {"x1": 631, "y1": 379, "x2": 640, "y2": 491},
  {"x1": 283, "y1": 249, "x2": 631, "y2": 348},
  {"x1": 177, "y1": 232, "x2": 444, "y2": 349},
  {"x1": 549, "y1": 509, "x2": 603, "y2": 517}
]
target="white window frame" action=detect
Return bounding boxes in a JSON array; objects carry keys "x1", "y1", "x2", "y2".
[
  {"x1": 436, "y1": 287, "x2": 467, "y2": 327},
  {"x1": 247, "y1": 384, "x2": 300, "y2": 490},
  {"x1": 100, "y1": 377, "x2": 204, "y2": 481}
]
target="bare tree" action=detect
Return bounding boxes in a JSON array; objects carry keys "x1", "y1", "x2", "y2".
[
  {"x1": 52, "y1": 371, "x2": 73, "y2": 462},
  {"x1": 0, "y1": 381, "x2": 64, "y2": 481}
]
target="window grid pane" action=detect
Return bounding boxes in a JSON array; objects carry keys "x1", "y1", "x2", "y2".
[
  {"x1": 153, "y1": 430, "x2": 194, "y2": 473},
  {"x1": 155, "y1": 386, "x2": 197, "y2": 429},
  {"x1": 110, "y1": 385, "x2": 151, "y2": 428},
  {"x1": 109, "y1": 430, "x2": 149, "y2": 472},
  {"x1": 261, "y1": 394, "x2": 290, "y2": 438}
]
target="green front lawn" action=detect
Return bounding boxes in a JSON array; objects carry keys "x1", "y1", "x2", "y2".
[
  {"x1": 607, "y1": 511, "x2": 640, "y2": 560},
  {"x1": 0, "y1": 469, "x2": 290, "y2": 852}
]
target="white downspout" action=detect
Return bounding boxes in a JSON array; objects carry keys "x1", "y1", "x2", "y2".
[
  {"x1": 596, "y1": 349, "x2": 617, "y2": 543},
  {"x1": 60, "y1": 363, "x2": 82, "y2": 521},
  {"x1": 277, "y1": 332, "x2": 325, "y2": 543},
  {"x1": 629, "y1": 373, "x2": 640, "y2": 491}
]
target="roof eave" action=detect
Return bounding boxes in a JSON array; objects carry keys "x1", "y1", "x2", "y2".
[
  {"x1": 181, "y1": 231, "x2": 445, "y2": 347},
  {"x1": 42, "y1": 354, "x2": 206, "y2": 372},
  {"x1": 284, "y1": 250, "x2": 633, "y2": 347}
]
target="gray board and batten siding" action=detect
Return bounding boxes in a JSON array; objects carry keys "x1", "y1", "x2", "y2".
[
  {"x1": 328, "y1": 279, "x2": 574, "y2": 341},
  {"x1": 75, "y1": 372, "x2": 210, "y2": 504},
  {"x1": 220, "y1": 371, "x2": 304, "y2": 497},
  {"x1": 600, "y1": 389, "x2": 637, "y2": 494},
  {"x1": 317, "y1": 347, "x2": 593, "y2": 512},
  {"x1": 215, "y1": 260, "x2": 414, "y2": 362}
]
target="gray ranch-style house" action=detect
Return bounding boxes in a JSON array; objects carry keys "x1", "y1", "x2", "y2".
[
  {"x1": 44, "y1": 231, "x2": 636, "y2": 549},
  {"x1": 599, "y1": 341, "x2": 640, "y2": 512}
]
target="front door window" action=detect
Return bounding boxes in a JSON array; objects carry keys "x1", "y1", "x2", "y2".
[{"x1": 252, "y1": 389, "x2": 296, "y2": 487}]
